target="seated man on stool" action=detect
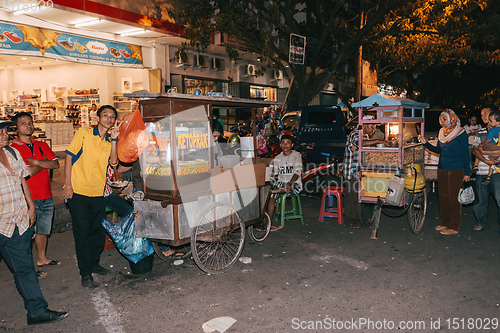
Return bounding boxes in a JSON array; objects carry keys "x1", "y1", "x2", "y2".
[{"x1": 268, "y1": 133, "x2": 302, "y2": 230}]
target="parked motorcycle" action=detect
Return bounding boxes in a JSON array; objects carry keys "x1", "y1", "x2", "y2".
[{"x1": 300, "y1": 150, "x2": 343, "y2": 197}]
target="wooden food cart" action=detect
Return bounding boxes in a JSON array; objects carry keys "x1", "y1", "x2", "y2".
[
  {"x1": 352, "y1": 94, "x2": 429, "y2": 238},
  {"x1": 131, "y1": 93, "x2": 276, "y2": 274}
]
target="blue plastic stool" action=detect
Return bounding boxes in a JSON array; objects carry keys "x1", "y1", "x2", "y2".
[{"x1": 275, "y1": 193, "x2": 304, "y2": 226}]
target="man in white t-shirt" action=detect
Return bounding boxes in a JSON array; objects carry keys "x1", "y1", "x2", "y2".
[{"x1": 268, "y1": 134, "x2": 302, "y2": 229}]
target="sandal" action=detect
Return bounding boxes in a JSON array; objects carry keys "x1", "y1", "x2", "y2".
[
  {"x1": 473, "y1": 225, "x2": 485, "y2": 231},
  {"x1": 435, "y1": 225, "x2": 447, "y2": 231},
  {"x1": 270, "y1": 226, "x2": 283, "y2": 232},
  {"x1": 481, "y1": 177, "x2": 491, "y2": 186},
  {"x1": 36, "y1": 270, "x2": 48, "y2": 278}
]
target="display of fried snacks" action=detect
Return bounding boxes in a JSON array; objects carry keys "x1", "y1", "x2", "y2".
[
  {"x1": 58, "y1": 40, "x2": 74, "y2": 51},
  {"x1": 110, "y1": 47, "x2": 121, "y2": 58},
  {"x1": 74, "y1": 41, "x2": 87, "y2": 53}
]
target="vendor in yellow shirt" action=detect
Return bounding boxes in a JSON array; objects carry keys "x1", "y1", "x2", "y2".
[{"x1": 63, "y1": 105, "x2": 120, "y2": 289}]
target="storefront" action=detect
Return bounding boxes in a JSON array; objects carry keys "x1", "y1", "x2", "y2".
[{"x1": 0, "y1": 1, "x2": 183, "y2": 148}]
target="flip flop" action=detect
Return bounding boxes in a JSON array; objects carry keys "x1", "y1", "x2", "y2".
[
  {"x1": 36, "y1": 270, "x2": 48, "y2": 278},
  {"x1": 473, "y1": 225, "x2": 485, "y2": 231},
  {"x1": 37, "y1": 260, "x2": 62, "y2": 267},
  {"x1": 270, "y1": 226, "x2": 284, "y2": 232}
]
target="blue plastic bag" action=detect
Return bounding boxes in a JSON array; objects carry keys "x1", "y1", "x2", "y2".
[{"x1": 101, "y1": 209, "x2": 154, "y2": 264}]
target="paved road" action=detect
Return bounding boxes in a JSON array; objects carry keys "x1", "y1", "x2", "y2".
[{"x1": 1, "y1": 190, "x2": 499, "y2": 332}]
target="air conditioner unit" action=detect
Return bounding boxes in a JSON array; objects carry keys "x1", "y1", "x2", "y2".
[
  {"x1": 246, "y1": 64, "x2": 256, "y2": 76},
  {"x1": 273, "y1": 69, "x2": 283, "y2": 80},
  {"x1": 211, "y1": 58, "x2": 225, "y2": 70},
  {"x1": 175, "y1": 52, "x2": 191, "y2": 65},
  {"x1": 194, "y1": 54, "x2": 209, "y2": 68}
]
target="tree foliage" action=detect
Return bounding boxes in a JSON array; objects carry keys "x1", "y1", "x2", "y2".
[
  {"x1": 172, "y1": 0, "x2": 410, "y2": 108},
  {"x1": 368, "y1": 0, "x2": 500, "y2": 109},
  {"x1": 171, "y1": 0, "x2": 500, "y2": 109}
]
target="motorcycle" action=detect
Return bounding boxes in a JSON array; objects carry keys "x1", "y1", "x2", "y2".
[{"x1": 299, "y1": 149, "x2": 343, "y2": 197}]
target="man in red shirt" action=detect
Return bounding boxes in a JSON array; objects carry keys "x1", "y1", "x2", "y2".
[{"x1": 12, "y1": 112, "x2": 61, "y2": 269}]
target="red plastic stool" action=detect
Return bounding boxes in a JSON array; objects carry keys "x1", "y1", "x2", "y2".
[{"x1": 318, "y1": 186, "x2": 345, "y2": 224}]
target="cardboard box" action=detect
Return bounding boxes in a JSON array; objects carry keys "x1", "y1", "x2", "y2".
[{"x1": 211, "y1": 163, "x2": 266, "y2": 194}]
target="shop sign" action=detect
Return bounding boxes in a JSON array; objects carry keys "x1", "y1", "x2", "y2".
[
  {"x1": 289, "y1": 33, "x2": 306, "y2": 65},
  {"x1": 0, "y1": 22, "x2": 143, "y2": 68}
]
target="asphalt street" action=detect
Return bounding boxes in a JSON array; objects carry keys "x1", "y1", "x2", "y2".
[{"x1": 1, "y1": 184, "x2": 499, "y2": 332}]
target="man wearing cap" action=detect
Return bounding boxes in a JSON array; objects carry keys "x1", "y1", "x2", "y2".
[
  {"x1": 343, "y1": 115, "x2": 388, "y2": 228},
  {"x1": 0, "y1": 119, "x2": 68, "y2": 325}
]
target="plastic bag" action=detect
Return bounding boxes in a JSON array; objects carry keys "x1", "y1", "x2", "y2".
[
  {"x1": 457, "y1": 182, "x2": 475, "y2": 205},
  {"x1": 101, "y1": 209, "x2": 154, "y2": 264},
  {"x1": 117, "y1": 108, "x2": 149, "y2": 163}
]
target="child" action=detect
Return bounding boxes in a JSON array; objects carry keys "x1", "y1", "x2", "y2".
[
  {"x1": 479, "y1": 111, "x2": 500, "y2": 185},
  {"x1": 267, "y1": 133, "x2": 302, "y2": 230}
]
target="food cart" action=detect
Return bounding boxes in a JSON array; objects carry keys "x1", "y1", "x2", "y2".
[
  {"x1": 352, "y1": 94, "x2": 429, "y2": 239},
  {"x1": 130, "y1": 93, "x2": 276, "y2": 274}
]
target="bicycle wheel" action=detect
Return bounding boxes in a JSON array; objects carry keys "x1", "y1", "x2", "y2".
[
  {"x1": 191, "y1": 203, "x2": 245, "y2": 274},
  {"x1": 407, "y1": 190, "x2": 427, "y2": 234},
  {"x1": 357, "y1": 201, "x2": 376, "y2": 228},
  {"x1": 248, "y1": 213, "x2": 271, "y2": 242},
  {"x1": 153, "y1": 242, "x2": 192, "y2": 262}
]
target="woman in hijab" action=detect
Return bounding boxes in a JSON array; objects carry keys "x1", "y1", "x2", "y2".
[{"x1": 419, "y1": 109, "x2": 470, "y2": 235}]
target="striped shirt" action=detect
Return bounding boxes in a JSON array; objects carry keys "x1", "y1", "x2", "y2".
[
  {"x1": 0, "y1": 147, "x2": 30, "y2": 237},
  {"x1": 344, "y1": 128, "x2": 360, "y2": 180}
]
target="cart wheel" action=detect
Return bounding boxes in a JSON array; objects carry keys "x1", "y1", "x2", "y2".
[
  {"x1": 357, "y1": 201, "x2": 376, "y2": 228},
  {"x1": 249, "y1": 213, "x2": 271, "y2": 242},
  {"x1": 407, "y1": 189, "x2": 427, "y2": 234},
  {"x1": 153, "y1": 242, "x2": 192, "y2": 262},
  {"x1": 191, "y1": 203, "x2": 245, "y2": 274}
]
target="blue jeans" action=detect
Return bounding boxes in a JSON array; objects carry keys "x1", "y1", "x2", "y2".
[
  {"x1": 473, "y1": 174, "x2": 500, "y2": 229},
  {"x1": 33, "y1": 198, "x2": 54, "y2": 235},
  {"x1": 0, "y1": 226, "x2": 48, "y2": 317},
  {"x1": 104, "y1": 192, "x2": 132, "y2": 217}
]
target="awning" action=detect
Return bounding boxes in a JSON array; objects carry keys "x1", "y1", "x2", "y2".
[{"x1": 0, "y1": 21, "x2": 143, "y2": 68}]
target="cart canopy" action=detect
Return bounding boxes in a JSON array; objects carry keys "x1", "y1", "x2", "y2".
[{"x1": 352, "y1": 94, "x2": 429, "y2": 108}]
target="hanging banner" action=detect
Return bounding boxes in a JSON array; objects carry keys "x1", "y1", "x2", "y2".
[
  {"x1": 0, "y1": 22, "x2": 143, "y2": 68},
  {"x1": 289, "y1": 33, "x2": 306, "y2": 65}
]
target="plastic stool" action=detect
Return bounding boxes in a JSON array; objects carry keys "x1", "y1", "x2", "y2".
[
  {"x1": 318, "y1": 186, "x2": 345, "y2": 224},
  {"x1": 105, "y1": 206, "x2": 118, "y2": 223},
  {"x1": 275, "y1": 193, "x2": 304, "y2": 226}
]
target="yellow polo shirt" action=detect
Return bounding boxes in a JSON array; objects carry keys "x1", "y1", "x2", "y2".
[{"x1": 65, "y1": 127, "x2": 111, "y2": 197}]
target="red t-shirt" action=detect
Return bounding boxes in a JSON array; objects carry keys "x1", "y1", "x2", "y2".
[{"x1": 11, "y1": 139, "x2": 57, "y2": 200}]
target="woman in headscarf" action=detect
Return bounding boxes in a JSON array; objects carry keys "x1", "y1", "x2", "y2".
[{"x1": 419, "y1": 109, "x2": 470, "y2": 235}]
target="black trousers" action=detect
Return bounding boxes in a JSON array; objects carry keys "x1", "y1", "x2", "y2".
[{"x1": 67, "y1": 193, "x2": 106, "y2": 277}]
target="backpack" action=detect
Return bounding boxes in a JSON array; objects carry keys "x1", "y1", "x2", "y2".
[{"x1": 5, "y1": 146, "x2": 17, "y2": 160}]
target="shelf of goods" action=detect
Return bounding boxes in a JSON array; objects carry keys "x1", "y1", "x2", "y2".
[
  {"x1": 34, "y1": 122, "x2": 74, "y2": 146},
  {"x1": 113, "y1": 94, "x2": 136, "y2": 114},
  {"x1": 66, "y1": 95, "x2": 100, "y2": 128}
]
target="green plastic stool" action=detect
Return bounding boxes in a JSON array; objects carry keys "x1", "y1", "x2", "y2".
[
  {"x1": 275, "y1": 193, "x2": 304, "y2": 227},
  {"x1": 105, "y1": 207, "x2": 118, "y2": 223}
]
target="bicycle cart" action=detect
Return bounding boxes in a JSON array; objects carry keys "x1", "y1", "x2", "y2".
[
  {"x1": 130, "y1": 93, "x2": 275, "y2": 274},
  {"x1": 352, "y1": 94, "x2": 429, "y2": 239}
]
